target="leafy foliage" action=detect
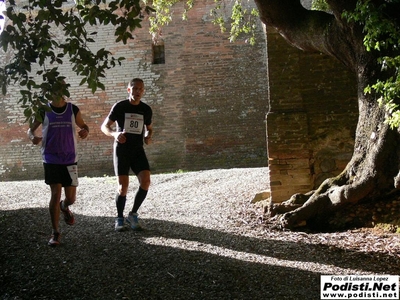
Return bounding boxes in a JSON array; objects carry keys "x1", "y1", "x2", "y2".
[
  {"x1": 211, "y1": 0, "x2": 258, "y2": 45},
  {"x1": 0, "y1": 0, "x2": 258, "y2": 123},
  {"x1": 312, "y1": 0, "x2": 400, "y2": 128},
  {"x1": 0, "y1": 0, "x2": 147, "y2": 122},
  {"x1": 342, "y1": 0, "x2": 400, "y2": 128},
  {"x1": 311, "y1": 0, "x2": 330, "y2": 12},
  {"x1": 145, "y1": 0, "x2": 192, "y2": 41}
]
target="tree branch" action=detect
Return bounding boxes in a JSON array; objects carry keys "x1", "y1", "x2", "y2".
[{"x1": 254, "y1": 0, "x2": 362, "y2": 70}]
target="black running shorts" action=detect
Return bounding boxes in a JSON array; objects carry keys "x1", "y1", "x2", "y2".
[
  {"x1": 43, "y1": 163, "x2": 78, "y2": 187},
  {"x1": 113, "y1": 146, "x2": 150, "y2": 176}
]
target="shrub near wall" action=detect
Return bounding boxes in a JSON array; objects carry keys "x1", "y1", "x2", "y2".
[{"x1": 0, "y1": 0, "x2": 269, "y2": 181}]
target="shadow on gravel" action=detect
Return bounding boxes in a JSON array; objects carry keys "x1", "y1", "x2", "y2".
[{"x1": 1, "y1": 208, "x2": 398, "y2": 300}]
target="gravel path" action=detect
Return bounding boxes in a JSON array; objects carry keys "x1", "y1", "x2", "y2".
[{"x1": 0, "y1": 167, "x2": 399, "y2": 299}]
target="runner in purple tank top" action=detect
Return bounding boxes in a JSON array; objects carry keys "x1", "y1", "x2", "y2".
[{"x1": 28, "y1": 83, "x2": 89, "y2": 247}]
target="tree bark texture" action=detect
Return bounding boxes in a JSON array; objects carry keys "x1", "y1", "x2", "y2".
[{"x1": 254, "y1": 0, "x2": 400, "y2": 229}]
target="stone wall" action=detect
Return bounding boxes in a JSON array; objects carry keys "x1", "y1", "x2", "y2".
[{"x1": 0, "y1": 0, "x2": 269, "y2": 181}]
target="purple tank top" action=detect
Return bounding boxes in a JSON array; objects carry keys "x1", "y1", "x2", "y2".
[{"x1": 41, "y1": 102, "x2": 77, "y2": 164}]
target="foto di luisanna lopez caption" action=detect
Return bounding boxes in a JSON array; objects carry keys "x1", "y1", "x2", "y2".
[{"x1": 321, "y1": 275, "x2": 399, "y2": 299}]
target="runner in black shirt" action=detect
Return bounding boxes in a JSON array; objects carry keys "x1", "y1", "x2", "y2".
[{"x1": 101, "y1": 78, "x2": 153, "y2": 231}]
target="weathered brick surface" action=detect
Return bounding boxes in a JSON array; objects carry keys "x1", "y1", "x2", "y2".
[
  {"x1": 266, "y1": 26, "x2": 358, "y2": 202},
  {"x1": 0, "y1": 1, "x2": 359, "y2": 206},
  {"x1": 0, "y1": 0, "x2": 269, "y2": 180}
]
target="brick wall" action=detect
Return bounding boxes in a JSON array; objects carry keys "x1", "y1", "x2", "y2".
[
  {"x1": 0, "y1": 0, "x2": 269, "y2": 181},
  {"x1": 266, "y1": 26, "x2": 358, "y2": 202},
  {"x1": 0, "y1": 1, "x2": 359, "y2": 205}
]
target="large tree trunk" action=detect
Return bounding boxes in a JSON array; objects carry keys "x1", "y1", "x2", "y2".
[{"x1": 254, "y1": 0, "x2": 400, "y2": 229}]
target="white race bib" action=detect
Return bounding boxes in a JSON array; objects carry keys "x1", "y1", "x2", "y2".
[
  {"x1": 67, "y1": 165, "x2": 79, "y2": 187},
  {"x1": 123, "y1": 113, "x2": 144, "y2": 134}
]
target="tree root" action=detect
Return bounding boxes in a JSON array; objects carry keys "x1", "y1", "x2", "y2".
[{"x1": 266, "y1": 174, "x2": 377, "y2": 230}]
